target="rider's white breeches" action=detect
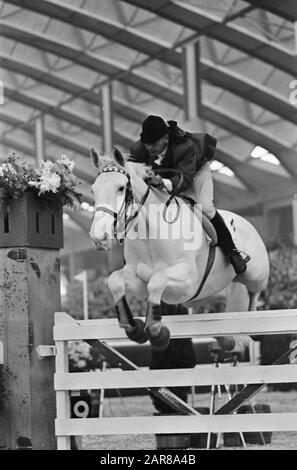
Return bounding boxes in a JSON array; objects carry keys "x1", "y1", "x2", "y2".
[{"x1": 184, "y1": 163, "x2": 216, "y2": 219}]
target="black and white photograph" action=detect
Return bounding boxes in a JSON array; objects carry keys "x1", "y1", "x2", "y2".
[{"x1": 0, "y1": 0, "x2": 296, "y2": 454}]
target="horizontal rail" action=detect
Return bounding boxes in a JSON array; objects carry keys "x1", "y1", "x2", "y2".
[
  {"x1": 54, "y1": 310, "x2": 297, "y2": 341},
  {"x1": 54, "y1": 364, "x2": 297, "y2": 390},
  {"x1": 55, "y1": 412, "x2": 297, "y2": 436}
]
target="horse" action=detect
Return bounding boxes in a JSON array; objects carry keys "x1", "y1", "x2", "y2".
[{"x1": 89, "y1": 147, "x2": 269, "y2": 351}]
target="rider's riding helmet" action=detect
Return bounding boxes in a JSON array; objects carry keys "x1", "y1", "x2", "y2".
[{"x1": 140, "y1": 115, "x2": 169, "y2": 144}]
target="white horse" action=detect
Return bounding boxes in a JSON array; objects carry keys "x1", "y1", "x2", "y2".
[{"x1": 89, "y1": 148, "x2": 269, "y2": 350}]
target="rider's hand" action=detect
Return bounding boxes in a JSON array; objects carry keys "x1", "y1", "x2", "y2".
[
  {"x1": 146, "y1": 175, "x2": 166, "y2": 190},
  {"x1": 162, "y1": 179, "x2": 173, "y2": 192}
]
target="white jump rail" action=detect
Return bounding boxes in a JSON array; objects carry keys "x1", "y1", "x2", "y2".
[{"x1": 54, "y1": 310, "x2": 297, "y2": 450}]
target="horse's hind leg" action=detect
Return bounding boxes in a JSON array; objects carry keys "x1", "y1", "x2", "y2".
[
  {"x1": 216, "y1": 282, "x2": 250, "y2": 351},
  {"x1": 248, "y1": 291, "x2": 264, "y2": 342},
  {"x1": 248, "y1": 291, "x2": 259, "y2": 311}
]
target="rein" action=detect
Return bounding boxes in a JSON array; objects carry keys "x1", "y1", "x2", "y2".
[{"x1": 153, "y1": 168, "x2": 184, "y2": 224}]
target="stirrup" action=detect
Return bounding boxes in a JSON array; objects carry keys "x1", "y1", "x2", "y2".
[
  {"x1": 244, "y1": 254, "x2": 251, "y2": 263},
  {"x1": 231, "y1": 249, "x2": 251, "y2": 263},
  {"x1": 239, "y1": 250, "x2": 251, "y2": 264},
  {"x1": 228, "y1": 250, "x2": 249, "y2": 275}
]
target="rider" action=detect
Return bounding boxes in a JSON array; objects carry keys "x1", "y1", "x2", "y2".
[{"x1": 130, "y1": 115, "x2": 248, "y2": 275}]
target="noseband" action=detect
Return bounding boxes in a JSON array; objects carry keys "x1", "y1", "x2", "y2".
[{"x1": 93, "y1": 166, "x2": 151, "y2": 244}]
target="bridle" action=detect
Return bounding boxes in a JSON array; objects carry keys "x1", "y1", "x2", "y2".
[
  {"x1": 92, "y1": 165, "x2": 184, "y2": 244},
  {"x1": 93, "y1": 166, "x2": 151, "y2": 244}
]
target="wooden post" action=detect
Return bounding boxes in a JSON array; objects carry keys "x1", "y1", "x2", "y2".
[{"x1": 0, "y1": 193, "x2": 63, "y2": 449}]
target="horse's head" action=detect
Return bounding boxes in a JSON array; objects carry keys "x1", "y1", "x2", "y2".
[{"x1": 89, "y1": 147, "x2": 132, "y2": 250}]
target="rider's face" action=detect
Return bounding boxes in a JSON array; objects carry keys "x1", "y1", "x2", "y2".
[{"x1": 144, "y1": 135, "x2": 168, "y2": 156}]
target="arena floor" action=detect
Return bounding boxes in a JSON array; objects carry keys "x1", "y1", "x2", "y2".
[{"x1": 82, "y1": 390, "x2": 297, "y2": 450}]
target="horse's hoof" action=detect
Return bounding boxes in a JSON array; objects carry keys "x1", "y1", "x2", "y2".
[
  {"x1": 215, "y1": 336, "x2": 236, "y2": 351},
  {"x1": 125, "y1": 318, "x2": 149, "y2": 344},
  {"x1": 147, "y1": 326, "x2": 171, "y2": 351}
]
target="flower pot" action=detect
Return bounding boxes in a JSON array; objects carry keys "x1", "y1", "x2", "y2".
[{"x1": 0, "y1": 191, "x2": 63, "y2": 249}]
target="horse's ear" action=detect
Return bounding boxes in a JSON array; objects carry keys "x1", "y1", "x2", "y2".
[
  {"x1": 90, "y1": 147, "x2": 100, "y2": 168},
  {"x1": 113, "y1": 147, "x2": 125, "y2": 167}
]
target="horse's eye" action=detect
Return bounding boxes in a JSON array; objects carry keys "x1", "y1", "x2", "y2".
[{"x1": 118, "y1": 186, "x2": 125, "y2": 192}]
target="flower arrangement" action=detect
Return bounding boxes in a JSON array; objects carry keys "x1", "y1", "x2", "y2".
[{"x1": 0, "y1": 153, "x2": 82, "y2": 209}]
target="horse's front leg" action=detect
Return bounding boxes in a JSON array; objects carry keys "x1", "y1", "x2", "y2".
[
  {"x1": 145, "y1": 262, "x2": 195, "y2": 350},
  {"x1": 108, "y1": 268, "x2": 149, "y2": 343}
]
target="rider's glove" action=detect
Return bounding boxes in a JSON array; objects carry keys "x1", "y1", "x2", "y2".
[
  {"x1": 162, "y1": 179, "x2": 173, "y2": 192},
  {"x1": 146, "y1": 175, "x2": 166, "y2": 189},
  {"x1": 145, "y1": 175, "x2": 173, "y2": 192}
]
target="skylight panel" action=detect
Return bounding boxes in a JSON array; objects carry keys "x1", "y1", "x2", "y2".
[
  {"x1": 219, "y1": 167, "x2": 235, "y2": 177},
  {"x1": 210, "y1": 160, "x2": 223, "y2": 171},
  {"x1": 250, "y1": 146, "x2": 280, "y2": 165},
  {"x1": 210, "y1": 160, "x2": 234, "y2": 177}
]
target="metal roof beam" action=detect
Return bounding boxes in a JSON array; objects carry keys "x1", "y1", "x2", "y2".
[
  {"x1": 0, "y1": 22, "x2": 182, "y2": 106},
  {"x1": 1, "y1": 23, "x2": 296, "y2": 126},
  {"x1": 1, "y1": 4, "x2": 295, "y2": 123},
  {"x1": 3, "y1": 85, "x2": 134, "y2": 148},
  {"x1": 0, "y1": 54, "x2": 146, "y2": 123},
  {"x1": 7, "y1": 0, "x2": 296, "y2": 75},
  {"x1": 200, "y1": 59, "x2": 297, "y2": 126},
  {"x1": 2, "y1": 56, "x2": 296, "y2": 169},
  {"x1": 215, "y1": 149, "x2": 288, "y2": 191},
  {"x1": 2, "y1": 53, "x2": 296, "y2": 127},
  {"x1": 201, "y1": 104, "x2": 297, "y2": 178},
  {"x1": 122, "y1": 0, "x2": 297, "y2": 76},
  {"x1": 244, "y1": 0, "x2": 297, "y2": 22},
  {"x1": 4, "y1": 0, "x2": 180, "y2": 67},
  {"x1": 3, "y1": 80, "x2": 297, "y2": 180}
]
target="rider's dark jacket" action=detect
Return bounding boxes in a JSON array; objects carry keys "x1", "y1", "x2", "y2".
[{"x1": 130, "y1": 121, "x2": 216, "y2": 194}]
